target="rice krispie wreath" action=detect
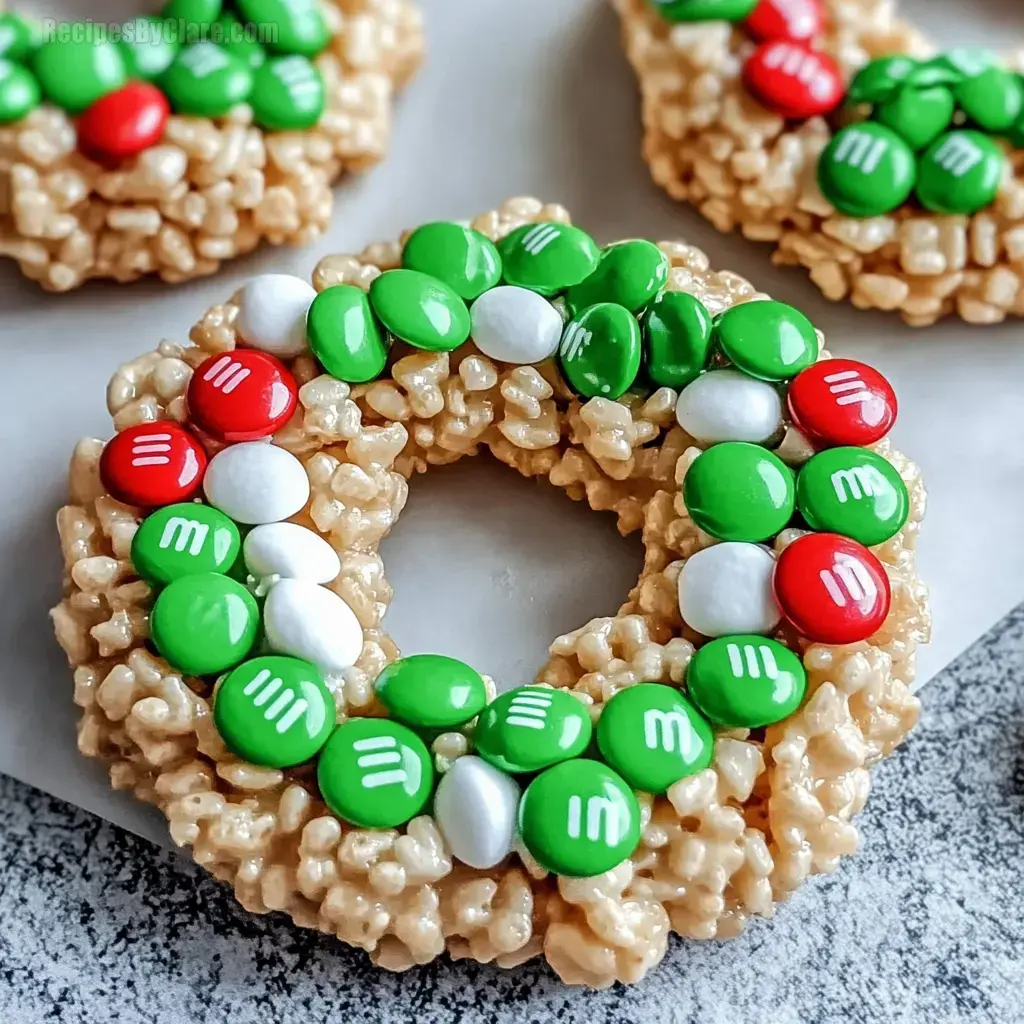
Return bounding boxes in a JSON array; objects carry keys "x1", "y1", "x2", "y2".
[
  {"x1": 616, "y1": 0, "x2": 1024, "y2": 326},
  {"x1": 50, "y1": 197, "x2": 930, "y2": 988},
  {"x1": 0, "y1": 0, "x2": 422, "y2": 291}
]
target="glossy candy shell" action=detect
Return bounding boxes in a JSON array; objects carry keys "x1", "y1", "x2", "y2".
[
  {"x1": 100, "y1": 422, "x2": 207, "y2": 507},
  {"x1": 773, "y1": 532, "x2": 891, "y2": 644},
  {"x1": 743, "y1": 41, "x2": 844, "y2": 119},
  {"x1": 787, "y1": 358, "x2": 897, "y2": 448},
  {"x1": 188, "y1": 349, "x2": 298, "y2": 441}
]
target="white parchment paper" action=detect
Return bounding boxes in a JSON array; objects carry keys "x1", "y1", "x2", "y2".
[{"x1": 1, "y1": 0, "x2": 1022, "y2": 847}]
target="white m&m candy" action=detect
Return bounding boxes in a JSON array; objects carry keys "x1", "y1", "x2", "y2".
[
  {"x1": 469, "y1": 285, "x2": 563, "y2": 364},
  {"x1": 678, "y1": 542, "x2": 781, "y2": 638},
  {"x1": 433, "y1": 756, "x2": 521, "y2": 870},
  {"x1": 263, "y1": 578, "x2": 363, "y2": 673},
  {"x1": 243, "y1": 522, "x2": 341, "y2": 585},
  {"x1": 203, "y1": 442, "x2": 310, "y2": 525},
  {"x1": 236, "y1": 274, "x2": 316, "y2": 358},
  {"x1": 675, "y1": 369, "x2": 783, "y2": 445}
]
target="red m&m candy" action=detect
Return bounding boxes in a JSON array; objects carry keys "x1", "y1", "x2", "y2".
[
  {"x1": 773, "y1": 533, "x2": 890, "y2": 644},
  {"x1": 187, "y1": 350, "x2": 298, "y2": 442},
  {"x1": 100, "y1": 422, "x2": 207, "y2": 508},
  {"x1": 745, "y1": 0, "x2": 822, "y2": 42},
  {"x1": 743, "y1": 41, "x2": 844, "y2": 119},
  {"x1": 787, "y1": 358, "x2": 897, "y2": 448},
  {"x1": 77, "y1": 82, "x2": 170, "y2": 165}
]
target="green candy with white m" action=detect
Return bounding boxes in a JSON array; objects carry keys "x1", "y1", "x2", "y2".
[
  {"x1": 686, "y1": 635, "x2": 806, "y2": 729},
  {"x1": 915, "y1": 130, "x2": 1004, "y2": 215},
  {"x1": 160, "y1": 41, "x2": 253, "y2": 117},
  {"x1": 818, "y1": 122, "x2": 917, "y2": 217},
  {"x1": 596, "y1": 684, "x2": 713, "y2": 794},
  {"x1": 317, "y1": 717, "x2": 434, "y2": 828},
  {"x1": 474, "y1": 686, "x2": 592, "y2": 774},
  {"x1": 249, "y1": 55, "x2": 324, "y2": 130},
  {"x1": 131, "y1": 502, "x2": 241, "y2": 584},
  {"x1": 518, "y1": 759, "x2": 641, "y2": 877},
  {"x1": 498, "y1": 222, "x2": 600, "y2": 297},
  {"x1": 559, "y1": 302, "x2": 642, "y2": 400},
  {"x1": 215, "y1": 656, "x2": 335, "y2": 767},
  {"x1": 796, "y1": 447, "x2": 909, "y2": 547}
]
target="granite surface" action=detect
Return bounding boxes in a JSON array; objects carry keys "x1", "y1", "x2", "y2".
[{"x1": 1, "y1": 608, "x2": 1022, "y2": 1024}]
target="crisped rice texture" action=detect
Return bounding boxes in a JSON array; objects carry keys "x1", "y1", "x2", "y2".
[
  {"x1": 50, "y1": 197, "x2": 930, "y2": 988},
  {"x1": 0, "y1": 0, "x2": 423, "y2": 291},
  {"x1": 615, "y1": 0, "x2": 1024, "y2": 326}
]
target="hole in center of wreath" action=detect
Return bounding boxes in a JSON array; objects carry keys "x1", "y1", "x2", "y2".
[{"x1": 380, "y1": 454, "x2": 646, "y2": 694}]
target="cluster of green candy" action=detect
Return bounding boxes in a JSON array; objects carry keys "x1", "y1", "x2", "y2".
[
  {"x1": 0, "y1": 0, "x2": 328, "y2": 129},
  {"x1": 215, "y1": 641, "x2": 808, "y2": 878},
  {"x1": 308, "y1": 219, "x2": 727, "y2": 400},
  {"x1": 821, "y1": 48, "x2": 1019, "y2": 217}
]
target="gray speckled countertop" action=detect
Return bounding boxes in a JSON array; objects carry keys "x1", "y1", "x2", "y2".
[{"x1": 1, "y1": 608, "x2": 1023, "y2": 1024}]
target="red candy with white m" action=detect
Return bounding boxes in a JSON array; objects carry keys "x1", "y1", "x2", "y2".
[
  {"x1": 745, "y1": 0, "x2": 822, "y2": 42},
  {"x1": 100, "y1": 422, "x2": 207, "y2": 507},
  {"x1": 773, "y1": 533, "x2": 891, "y2": 644},
  {"x1": 787, "y1": 358, "x2": 897, "y2": 448},
  {"x1": 187, "y1": 350, "x2": 298, "y2": 442},
  {"x1": 743, "y1": 41, "x2": 844, "y2": 119}
]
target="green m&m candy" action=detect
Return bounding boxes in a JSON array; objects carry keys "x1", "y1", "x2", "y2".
[
  {"x1": 33, "y1": 32, "x2": 128, "y2": 114},
  {"x1": 131, "y1": 502, "x2": 241, "y2": 584},
  {"x1": 874, "y1": 85, "x2": 955, "y2": 151},
  {"x1": 215, "y1": 12, "x2": 266, "y2": 69},
  {"x1": 713, "y1": 300, "x2": 817, "y2": 382},
  {"x1": 796, "y1": 447, "x2": 909, "y2": 547},
  {"x1": 118, "y1": 16, "x2": 179, "y2": 80},
  {"x1": 566, "y1": 240, "x2": 668, "y2": 316},
  {"x1": 0, "y1": 13, "x2": 39, "y2": 62},
  {"x1": 317, "y1": 717, "x2": 434, "y2": 828},
  {"x1": 687, "y1": 635, "x2": 806, "y2": 728},
  {"x1": 915, "y1": 130, "x2": 1004, "y2": 215},
  {"x1": 498, "y1": 222, "x2": 600, "y2": 298},
  {"x1": 150, "y1": 572, "x2": 259, "y2": 677},
  {"x1": 955, "y1": 66, "x2": 1024, "y2": 134},
  {"x1": 161, "y1": 0, "x2": 223, "y2": 37},
  {"x1": 307, "y1": 284, "x2": 389, "y2": 383},
  {"x1": 236, "y1": 0, "x2": 328, "y2": 58},
  {"x1": 0, "y1": 60, "x2": 40, "y2": 124},
  {"x1": 648, "y1": 0, "x2": 758, "y2": 22},
  {"x1": 817, "y1": 123, "x2": 917, "y2": 217},
  {"x1": 847, "y1": 55, "x2": 918, "y2": 105},
  {"x1": 369, "y1": 269, "x2": 471, "y2": 352},
  {"x1": 215, "y1": 655, "x2": 334, "y2": 767},
  {"x1": 518, "y1": 759, "x2": 641, "y2": 877},
  {"x1": 374, "y1": 654, "x2": 487, "y2": 729},
  {"x1": 474, "y1": 686, "x2": 592, "y2": 774},
  {"x1": 596, "y1": 684, "x2": 713, "y2": 794},
  {"x1": 908, "y1": 48, "x2": 996, "y2": 89},
  {"x1": 683, "y1": 442, "x2": 795, "y2": 543},
  {"x1": 559, "y1": 302, "x2": 642, "y2": 400},
  {"x1": 250, "y1": 55, "x2": 323, "y2": 130},
  {"x1": 160, "y1": 42, "x2": 253, "y2": 117},
  {"x1": 403, "y1": 222, "x2": 502, "y2": 301},
  {"x1": 642, "y1": 291, "x2": 713, "y2": 389}
]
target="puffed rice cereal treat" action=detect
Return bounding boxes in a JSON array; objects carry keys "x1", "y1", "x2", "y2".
[
  {"x1": 0, "y1": 0, "x2": 422, "y2": 290},
  {"x1": 617, "y1": 0, "x2": 1024, "y2": 326},
  {"x1": 50, "y1": 197, "x2": 930, "y2": 988}
]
